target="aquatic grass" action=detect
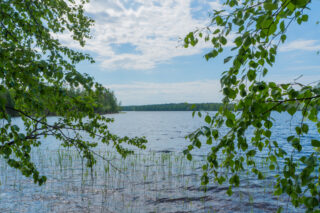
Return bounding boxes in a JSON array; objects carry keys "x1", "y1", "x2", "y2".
[{"x1": 0, "y1": 147, "x2": 305, "y2": 212}]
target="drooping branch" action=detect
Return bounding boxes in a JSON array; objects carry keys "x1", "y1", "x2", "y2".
[{"x1": 267, "y1": 95, "x2": 320, "y2": 103}]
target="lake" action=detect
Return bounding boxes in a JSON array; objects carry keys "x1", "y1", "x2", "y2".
[{"x1": 0, "y1": 111, "x2": 318, "y2": 212}]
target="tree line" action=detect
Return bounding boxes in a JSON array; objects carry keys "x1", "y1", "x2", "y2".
[
  {"x1": 121, "y1": 103, "x2": 230, "y2": 111},
  {"x1": 0, "y1": 87, "x2": 120, "y2": 117}
]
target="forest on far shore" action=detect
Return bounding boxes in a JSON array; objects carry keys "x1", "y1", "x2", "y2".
[
  {"x1": 1, "y1": 87, "x2": 120, "y2": 117},
  {"x1": 121, "y1": 103, "x2": 230, "y2": 111}
]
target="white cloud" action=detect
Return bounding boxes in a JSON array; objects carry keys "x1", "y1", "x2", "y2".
[
  {"x1": 57, "y1": 0, "x2": 223, "y2": 70},
  {"x1": 208, "y1": 1, "x2": 223, "y2": 11},
  {"x1": 280, "y1": 40, "x2": 320, "y2": 52},
  {"x1": 105, "y1": 80, "x2": 222, "y2": 105}
]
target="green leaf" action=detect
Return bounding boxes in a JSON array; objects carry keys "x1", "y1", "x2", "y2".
[
  {"x1": 264, "y1": 2, "x2": 278, "y2": 11},
  {"x1": 290, "y1": 0, "x2": 308, "y2": 7},
  {"x1": 277, "y1": 206, "x2": 283, "y2": 213},
  {"x1": 234, "y1": 36, "x2": 242, "y2": 46},
  {"x1": 224, "y1": 56, "x2": 233, "y2": 64},
  {"x1": 226, "y1": 186, "x2": 233, "y2": 196},
  {"x1": 264, "y1": 130, "x2": 271, "y2": 138},
  {"x1": 202, "y1": 164, "x2": 208, "y2": 170},
  {"x1": 187, "y1": 153, "x2": 192, "y2": 161},
  {"x1": 195, "y1": 140, "x2": 202, "y2": 148},
  {"x1": 0, "y1": 96, "x2": 6, "y2": 107},
  {"x1": 302, "y1": 124, "x2": 309, "y2": 134},
  {"x1": 216, "y1": 16, "x2": 223, "y2": 25},
  {"x1": 247, "y1": 70, "x2": 256, "y2": 81},
  {"x1": 287, "y1": 107, "x2": 297, "y2": 116},
  {"x1": 213, "y1": 29, "x2": 220, "y2": 34},
  {"x1": 287, "y1": 136, "x2": 294, "y2": 142},
  {"x1": 301, "y1": 14, "x2": 308, "y2": 22},
  {"x1": 220, "y1": 36, "x2": 227, "y2": 45},
  {"x1": 264, "y1": 120, "x2": 273, "y2": 129},
  {"x1": 2, "y1": 146, "x2": 12, "y2": 156},
  {"x1": 295, "y1": 126, "x2": 302, "y2": 135},
  {"x1": 280, "y1": 34, "x2": 286, "y2": 43},
  {"x1": 212, "y1": 129, "x2": 219, "y2": 139},
  {"x1": 280, "y1": 21, "x2": 285, "y2": 32},
  {"x1": 205, "y1": 50, "x2": 218, "y2": 61},
  {"x1": 311, "y1": 140, "x2": 320, "y2": 147},
  {"x1": 205, "y1": 115, "x2": 211, "y2": 124},
  {"x1": 269, "y1": 164, "x2": 275, "y2": 170},
  {"x1": 226, "y1": 119, "x2": 234, "y2": 127},
  {"x1": 243, "y1": 37, "x2": 251, "y2": 49},
  {"x1": 262, "y1": 68, "x2": 268, "y2": 76},
  {"x1": 206, "y1": 137, "x2": 212, "y2": 145},
  {"x1": 246, "y1": 150, "x2": 256, "y2": 157}
]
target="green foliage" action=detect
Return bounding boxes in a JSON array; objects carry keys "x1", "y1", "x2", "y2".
[
  {"x1": 183, "y1": 0, "x2": 320, "y2": 211},
  {"x1": 0, "y1": 0, "x2": 146, "y2": 185},
  {"x1": 1, "y1": 87, "x2": 120, "y2": 116},
  {"x1": 0, "y1": 89, "x2": 19, "y2": 116}
]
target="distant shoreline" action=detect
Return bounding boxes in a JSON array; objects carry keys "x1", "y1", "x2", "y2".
[{"x1": 120, "y1": 103, "x2": 231, "y2": 111}]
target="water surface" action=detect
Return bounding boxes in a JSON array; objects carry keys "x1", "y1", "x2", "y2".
[{"x1": 0, "y1": 111, "x2": 318, "y2": 212}]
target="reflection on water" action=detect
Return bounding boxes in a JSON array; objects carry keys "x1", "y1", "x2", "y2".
[{"x1": 0, "y1": 111, "x2": 317, "y2": 212}]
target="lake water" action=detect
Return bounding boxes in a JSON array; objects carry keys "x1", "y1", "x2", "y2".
[{"x1": 0, "y1": 111, "x2": 318, "y2": 212}]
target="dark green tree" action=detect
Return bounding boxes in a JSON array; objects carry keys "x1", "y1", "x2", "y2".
[
  {"x1": 183, "y1": 0, "x2": 320, "y2": 211},
  {"x1": 0, "y1": 0, "x2": 146, "y2": 185}
]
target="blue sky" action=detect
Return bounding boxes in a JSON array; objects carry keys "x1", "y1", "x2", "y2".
[{"x1": 61, "y1": 0, "x2": 320, "y2": 105}]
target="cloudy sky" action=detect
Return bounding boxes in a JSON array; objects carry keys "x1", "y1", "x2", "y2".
[{"x1": 63, "y1": 0, "x2": 320, "y2": 105}]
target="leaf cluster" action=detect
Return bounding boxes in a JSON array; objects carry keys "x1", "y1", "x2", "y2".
[
  {"x1": 183, "y1": 0, "x2": 320, "y2": 211},
  {"x1": 0, "y1": 0, "x2": 147, "y2": 185}
]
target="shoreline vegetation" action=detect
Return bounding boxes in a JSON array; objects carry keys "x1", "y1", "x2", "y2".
[
  {"x1": 1, "y1": 87, "x2": 120, "y2": 117},
  {"x1": 121, "y1": 103, "x2": 230, "y2": 111},
  {"x1": 1, "y1": 148, "x2": 293, "y2": 212},
  {"x1": 121, "y1": 102, "x2": 314, "y2": 112}
]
